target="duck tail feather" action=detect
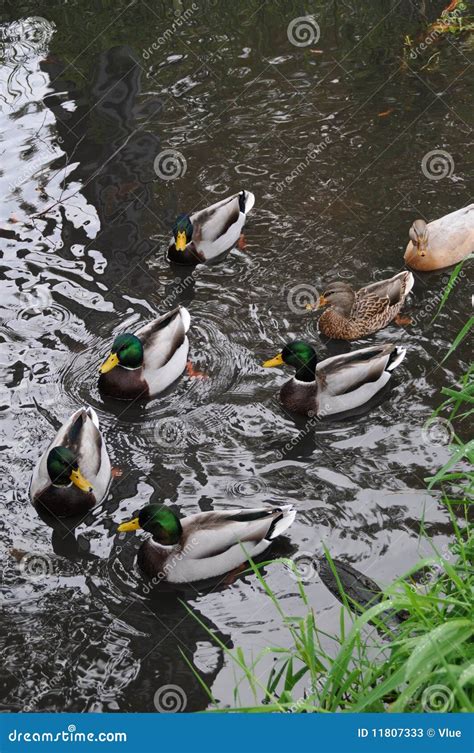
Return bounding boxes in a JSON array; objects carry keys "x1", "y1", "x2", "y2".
[
  {"x1": 386, "y1": 346, "x2": 406, "y2": 372},
  {"x1": 179, "y1": 306, "x2": 191, "y2": 333},
  {"x1": 244, "y1": 190, "x2": 255, "y2": 214},
  {"x1": 84, "y1": 406, "x2": 100, "y2": 428},
  {"x1": 267, "y1": 505, "x2": 296, "y2": 539},
  {"x1": 404, "y1": 270, "x2": 415, "y2": 295}
]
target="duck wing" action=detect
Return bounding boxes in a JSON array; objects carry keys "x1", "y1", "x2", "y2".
[
  {"x1": 428, "y1": 203, "x2": 474, "y2": 252},
  {"x1": 191, "y1": 193, "x2": 242, "y2": 244},
  {"x1": 190, "y1": 191, "x2": 254, "y2": 242},
  {"x1": 66, "y1": 408, "x2": 104, "y2": 478},
  {"x1": 181, "y1": 506, "x2": 296, "y2": 560},
  {"x1": 135, "y1": 306, "x2": 189, "y2": 373},
  {"x1": 315, "y1": 345, "x2": 406, "y2": 414},
  {"x1": 355, "y1": 271, "x2": 413, "y2": 311}
]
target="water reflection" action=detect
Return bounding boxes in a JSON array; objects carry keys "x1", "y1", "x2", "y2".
[{"x1": 0, "y1": 1, "x2": 471, "y2": 712}]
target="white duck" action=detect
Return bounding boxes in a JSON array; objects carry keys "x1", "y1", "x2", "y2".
[{"x1": 405, "y1": 204, "x2": 474, "y2": 271}]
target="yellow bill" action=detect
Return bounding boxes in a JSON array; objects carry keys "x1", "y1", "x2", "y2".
[
  {"x1": 262, "y1": 353, "x2": 284, "y2": 368},
  {"x1": 175, "y1": 230, "x2": 187, "y2": 251},
  {"x1": 99, "y1": 352, "x2": 119, "y2": 374},
  {"x1": 318, "y1": 295, "x2": 329, "y2": 307},
  {"x1": 117, "y1": 517, "x2": 141, "y2": 533},
  {"x1": 70, "y1": 468, "x2": 93, "y2": 493}
]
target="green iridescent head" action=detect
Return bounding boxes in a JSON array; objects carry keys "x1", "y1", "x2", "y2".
[
  {"x1": 99, "y1": 333, "x2": 144, "y2": 373},
  {"x1": 263, "y1": 340, "x2": 318, "y2": 382},
  {"x1": 47, "y1": 446, "x2": 93, "y2": 492},
  {"x1": 117, "y1": 504, "x2": 183, "y2": 545},
  {"x1": 172, "y1": 214, "x2": 193, "y2": 251}
]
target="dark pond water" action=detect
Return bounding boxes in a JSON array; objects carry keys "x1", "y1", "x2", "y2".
[{"x1": 0, "y1": 1, "x2": 472, "y2": 711}]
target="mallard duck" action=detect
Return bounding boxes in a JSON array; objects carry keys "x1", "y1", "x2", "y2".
[
  {"x1": 315, "y1": 271, "x2": 414, "y2": 340},
  {"x1": 263, "y1": 341, "x2": 406, "y2": 417},
  {"x1": 30, "y1": 407, "x2": 111, "y2": 517},
  {"x1": 117, "y1": 503, "x2": 296, "y2": 583},
  {"x1": 404, "y1": 204, "x2": 474, "y2": 271},
  {"x1": 167, "y1": 190, "x2": 255, "y2": 265},
  {"x1": 98, "y1": 306, "x2": 190, "y2": 400}
]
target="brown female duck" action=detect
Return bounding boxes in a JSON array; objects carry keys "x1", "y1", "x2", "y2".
[{"x1": 315, "y1": 271, "x2": 414, "y2": 340}]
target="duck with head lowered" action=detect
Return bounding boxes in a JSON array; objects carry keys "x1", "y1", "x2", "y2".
[
  {"x1": 98, "y1": 306, "x2": 190, "y2": 400},
  {"x1": 117, "y1": 503, "x2": 296, "y2": 584},
  {"x1": 314, "y1": 271, "x2": 414, "y2": 340},
  {"x1": 30, "y1": 406, "x2": 111, "y2": 518},
  {"x1": 168, "y1": 190, "x2": 255, "y2": 265},
  {"x1": 263, "y1": 340, "x2": 406, "y2": 417},
  {"x1": 404, "y1": 204, "x2": 474, "y2": 271}
]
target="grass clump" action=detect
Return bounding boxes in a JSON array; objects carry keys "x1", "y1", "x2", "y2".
[{"x1": 189, "y1": 268, "x2": 473, "y2": 712}]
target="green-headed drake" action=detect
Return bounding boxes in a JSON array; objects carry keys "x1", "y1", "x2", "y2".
[
  {"x1": 30, "y1": 406, "x2": 111, "y2": 518},
  {"x1": 98, "y1": 306, "x2": 190, "y2": 400},
  {"x1": 263, "y1": 340, "x2": 406, "y2": 417},
  {"x1": 117, "y1": 503, "x2": 295, "y2": 583},
  {"x1": 168, "y1": 190, "x2": 255, "y2": 265}
]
